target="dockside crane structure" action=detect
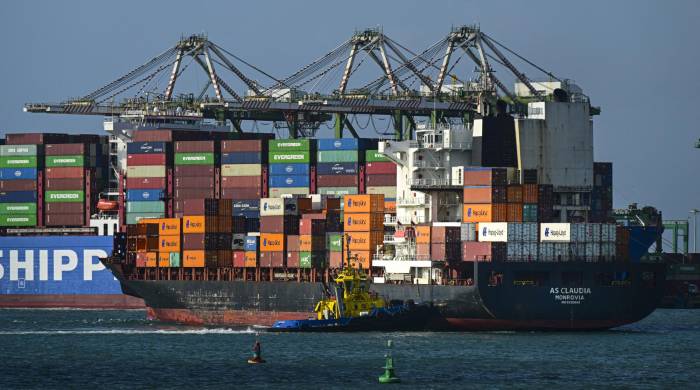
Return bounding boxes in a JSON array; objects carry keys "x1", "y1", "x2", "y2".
[{"x1": 25, "y1": 26, "x2": 570, "y2": 140}]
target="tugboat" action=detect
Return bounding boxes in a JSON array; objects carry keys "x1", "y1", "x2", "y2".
[{"x1": 269, "y1": 266, "x2": 434, "y2": 332}]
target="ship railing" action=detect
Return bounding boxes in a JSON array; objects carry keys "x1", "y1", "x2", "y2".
[
  {"x1": 372, "y1": 254, "x2": 431, "y2": 262},
  {"x1": 410, "y1": 178, "x2": 453, "y2": 187},
  {"x1": 384, "y1": 215, "x2": 397, "y2": 224},
  {"x1": 397, "y1": 197, "x2": 425, "y2": 206},
  {"x1": 408, "y1": 140, "x2": 472, "y2": 150}
]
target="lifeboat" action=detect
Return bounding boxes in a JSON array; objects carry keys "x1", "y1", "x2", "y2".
[{"x1": 96, "y1": 199, "x2": 119, "y2": 211}]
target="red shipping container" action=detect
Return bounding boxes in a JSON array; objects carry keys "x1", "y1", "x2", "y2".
[
  {"x1": 493, "y1": 204, "x2": 508, "y2": 222},
  {"x1": 259, "y1": 251, "x2": 285, "y2": 268},
  {"x1": 174, "y1": 176, "x2": 216, "y2": 188},
  {"x1": 260, "y1": 216, "x2": 284, "y2": 233},
  {"x1": 45, "y1": 167, "x2": 84, "y2": 179},
  {"x1": 0, "y1": 179, "x2": 36, "y2": 191},
  {"x1": 174, "y1": 165, "x2": 215, "y2": 177},
  {"x1": 45, "y1": 178, "x2": 84, "y2": 191},
  {"x1": 221, "y1": 139, "x2": 263, "y2": 153},
  {"x1": 286, "y1": 251, "x2": 300, "y2": 268},
  {"x1": 329, "y1": 252, "x2": 342, "y2": 268},
  {"x1": 6, "y1": 133, "x2": 68, "y2": 145},
  {"x1": 181, "y1": 199, "x2": 205, "y2": 215},
  {"x1": 461, "y1": 241, "x2": 493, "y2": 261},
  {"x1": 507, "y1": 203, "x2": 523, "y2": 222},
  {"x1": 317, "y1": 175, "x2": 358, "y2": 187},
  {"x1": 131, "y1": 130, "x2": 176, "y2": 142},
  {"x1": 416, "y1": 243, "x2": 430, "y2": 257},
  {"x1": 365, "y1": 162, "x2": 396, "y2": 175},
  {"x1": 127, "y1": 153, "x2": 167, "y2": 166},
  {"x1": 365, "y1": 174, "x2": 396, "y2": 186},
  {"x1": 286, "y1": 235, "x2": 300, "y2": 252},
  {"x1": 233, "y1": 251, "x2": 245, "y2": 267},
  {"x1": 221, "y1": 176, "x2": 262, "y2": 189},
  {"x1": 45, "y1": 143, "x2": 86, "y2": 156},
  {"x1": 522, "y1": 184, "x2": 539, "y2": 204},
  {"x1": 45, "y1": 203, "x2": 84, "y2": 214},
  {"x1": 174, "y1": 188, "x2": 215, "y2": 199},
  {"x1": 221, "y1": 187, "x2": 262, "y2": 200},
  {"x1": 45, "y1": 213, "x2": 84, "y2": 226},
  {"x1": 126, "y1": 177, "x2": 166, "y2": 189},
  {"x1": 463, "y1": 168, "x2": 507, "y2": 186},
  {"x1": 175, "y1": 140, "x2": 214, "y2": 153},
  {"x1": 183, "y1": 233, "x2": 205, "y2": 250}
]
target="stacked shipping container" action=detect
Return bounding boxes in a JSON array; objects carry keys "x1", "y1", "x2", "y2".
[
  {"x1": 268, "y1": 140, "x2": 313, "y2": 197},
  {"x1": 181, "y1": 199, "x2": 232, "y2": 267},
  {"x1": 343, "y1": 194, "x2": 385, "y2": 269},
  {"x1": 365, "y1": 150, "x2": 397, "y2": 213},
  {"x1": 174, "y1": 141, "x2": 218, "y2": 215},
  {"x1": 0, "y1": 144, "x2": 38, "y2": 226},
  {"x1": 316, "y1": 138, "x2": 364, "y2": 196},
  {"x1": 44, "y1": 143, "x2": 93, "y2": 226},
  {"x1": 126, "y1": 142, "x2": 167, "y2": 224},
  {"x1": 220, "y1": 140, "x2": 265, "y2": 200}
]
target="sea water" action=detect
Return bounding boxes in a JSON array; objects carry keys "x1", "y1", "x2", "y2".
[{"x1": 0, "y1": 309, "x2": 698, "y2": 389}]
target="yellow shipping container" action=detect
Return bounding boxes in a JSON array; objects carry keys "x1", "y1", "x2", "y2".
[
  {"x1": 343, "y1": 194, "x2": 385, "y2": 213},
  {"x1": 462, "y1": 204, "x2": 493, "y2": 223},
  {"x1": 260, "y1": 233, "x2": 285, "y2": 252},
  {"x1": 182, "y1": 250, "x2": 205, "y2": 267}
]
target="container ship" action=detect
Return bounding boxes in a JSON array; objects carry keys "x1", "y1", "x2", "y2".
[
  {"x1": 96, "y1": 81, "x2": 665, "y2": 330},
  {"x1": 11, "y1": 29, "x2": 666, "y2": 326}
]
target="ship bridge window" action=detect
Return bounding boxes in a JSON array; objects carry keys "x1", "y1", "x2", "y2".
[
  {"x1": 513, "y1": 271, "x2": 549, "y2": 287},
  {"x1": 562, "y1": 272, "x2": 583, "y2": 287}
]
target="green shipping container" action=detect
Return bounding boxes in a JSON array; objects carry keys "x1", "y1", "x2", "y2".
[
  {"x1": 327, "y1": 233, "x2": 342, "y2": 252},
  {"x1": 45, "y1": 190, "x2": 84, "y2": 203},
  {"x1": 0, "y1": 156, "x2": 37, "y2": 168},
  {"x1": 0, "y1": 214, "x2": 37, "y2": 226},
  {"x1": 317, "y1": 150, "x2": 358, "y2": 163},
  {"x1": 318, "y1": 187, "x2": 358, "y2": 196},
  {"x1": 175, "y1": 153, "x2": 215, "y2": 165},
  {"x1": 126, "y1": 201, "x2": 165, "y2": 213},
  {"x1": 268, "y1": 151, "x2": 310, "y2": 164},
  {"x1": 0, "y1": 144, "x2": 37, "y2": 157},
  {"x1": 300, "y1": 252, "x2": 312, "y2": 269},
  {"x1": 169, "y1": 252, "x2": 181, "y2": 267},
  {"x1": 0, "y1": 202, "x2": 37, "y2": 215},
  {"x1": 268, "y1": 139, "x2": 310, "y2": 152},
  {"x1": 45, "y1": 155, "x2": 84, "y2": 167},
  {"x1": 125, "y1": 212, "x2": 165, "y2": 224},
  {"x1": 523, "y1": 204, "x2": 538, "y2": 222},
  {"x1": 365, "y1": 150, "x2": 391, "y2": 162}
]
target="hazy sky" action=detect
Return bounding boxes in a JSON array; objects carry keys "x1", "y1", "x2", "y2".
[{"x1": 1, "y1": 1, "x2": 698, "y2": 244}]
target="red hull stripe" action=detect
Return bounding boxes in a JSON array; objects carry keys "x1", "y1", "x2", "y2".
[{"x1": 0, "y1": 295, "x2": 145, "y2": 309}]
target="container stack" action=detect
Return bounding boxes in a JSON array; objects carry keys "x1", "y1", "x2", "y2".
[
  {"x1": 326, "y1": 232, "x2": 343, "y2": 268},
  {"x1": 259, "y1": 198, "x2": 300, "y2": 268},
  {"x1": 342, "y1": 194, "x2": 385, "y2": 269},
  {"x1": 44, "y1": 143, "x2": 92, "y2": 227},
  {"x1": 174, "y1": 141, "x2": 217, "y2": 216},
  {"x1": 316, "y1": 139, "x2": 362, "y2": 196},
  {"x1": 299, "y1": 214, "x2": 327, "y2": 269},
  {"x1": 181, "y1": 199, "x2": 231, "y2": 268},
  {"x1": 232, "y1": 199, "x2": 260, "y2": 234},
  {"x1": 220, "y1": 140, "x2": 265, "y2": 200},
  {"x1": 267, "y1": 139, "x2": 313, "y2": 197},
  {"x1": 154, "y1": 218, "x2": 181, "y2": 267},
  {"x1": 506, "y1": 184, "x2": 523, "y2": 223},
  {"x1": 365, "y1": 150, "x2": 397, "y2": 212},
  {"x1": 505, "y1": 223, "x2": 539, "y2": 261},
  {"x1": 591, "y1": 162, "x2": 613, "y2": 222},
  {"x1": 242, "y1": 235, "x2": 260, "y2": 268},
  {"x1": 462, "y1": 167, "x2": 508, "y2": 224},
  {"x1": 430, "y1": 222, "x2": 461, "y2": 262},
  {"x1": 126, "y1": 142, "x2": 167, "y2": 224},
  {"x1": 0, "y1": 144, "x2": 38, "y2": 226},
  {"x1": 415, "y1": 225, "x2": 431, "y2": 258},
  {"x1": 130, "y1": 223, "x2": 159, "y2": 267}
]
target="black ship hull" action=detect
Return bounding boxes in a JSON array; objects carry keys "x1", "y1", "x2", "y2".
[{"x1": 106, "y1": 261, "x2": 665, "y2": 331}]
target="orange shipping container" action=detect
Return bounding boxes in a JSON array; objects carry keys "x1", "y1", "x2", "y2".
[
  {"x1": 344, "y1": 212, "x2": 384, "y2": 232},
  {"x1": 157, "y1": 253, "x2": 170, "y2": 268},
  {"x1": 522, "y1": 184, "x2": 539, "y2": 204},
  {"x1": 154, "y1": 218, "x2": 181, "y2": 236},
  {"x1": 384, "y1": 201, "x2": 396, "y2": 214},
  {"x1": 462, "y1": 204, "x2": 493, "y2": 223},
  {"x1": 346, "y1": 231, "x2": 384, "y2": 251},
  {"x1": 507, "y1": 203, "x2": 523, "y2": 222},
  {"x1": 145, "y1": 252, "x2": 157, "y2": 267},
  {"x1": 415, "y1": 225, "x2": 431, "y2": 244},
  {"x1": 158, "y1": 235, "x2": 181, "y2": 252},
  {"x1": 183, "y1": 250, "x2": 205, "y2": 267},
  {"x1": 343, "y1": 250, "x2": 372, "y2": 269},
  {"x1": 299, "y1": 235, "x2": 325, "y2": 252},
  {"x1": 493, "y1": 203, "x2": 508, "y2": 222},
  {"x1": 260, "y1": 233, "x2": 285, "y2": 252},
  {"x1": 182, "y1": 216, "x2": 205, "y2": 234},
  {"x1": 506, "y1": 185, "x2": 523, "y2": 203},
  {"x1": 244, "y1": 251, "x2": 258, "y2": 267},
  {"x1": 343, "y1": 194, "x2": 385, "y2": 213}
]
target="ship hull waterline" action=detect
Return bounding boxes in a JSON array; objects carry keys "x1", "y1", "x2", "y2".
[{"x1": 107, "y1": 261, "x2": 665, "y2": 331}]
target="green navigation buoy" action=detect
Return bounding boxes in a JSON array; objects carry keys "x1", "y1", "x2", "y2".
[{"x1": 378, "y1": 340, "x2": 400, "y2": 384}]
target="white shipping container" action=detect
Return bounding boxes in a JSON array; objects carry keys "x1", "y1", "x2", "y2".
[
  {"x1": 260, "y1": 198, "x2": 285, "y2": 216},
  {"x1": 478, "y1": 222, "x2": 508, "y2": 242}
]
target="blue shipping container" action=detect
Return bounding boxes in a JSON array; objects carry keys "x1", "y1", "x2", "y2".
[
  {"x1": 0, "y1": 191, "x2": 37, "y2": 203},
  {"x1": 0, "y1": 236, "x2": 123, "y2": 295},
  {"x1": 0, "y1": 168, "x2": 37, "y2": 180},
  {"x1": 234, "y1": 210, "x2": 260, "y2": 219},
  {"x1": 126, "y1": 189, "x2": 164, "y2": 202},
  {"x1": 316, "y1": 162, "x2": 359, "y2": 176},
  {"x1": 221, "y1": 152, "x2": 262, "y2": 165},
  {"x1": 269, "y1": 163, "x2": 310, "y2": 176},
  {"x1": 244, "y1": 236, "x2": 259, "y2": 251},
  {"x1": 269, "y1": 175, "x2": 310, "y2": 188},
  {"x1": 233, "y1": 199, "x2": 260, "y2": 212},
  {"x1": 317, "y1": 138, "x2": 360, "y2": 151},
  {"x1": 126, "y1": 142, "x2": 166, "y2": 155}
]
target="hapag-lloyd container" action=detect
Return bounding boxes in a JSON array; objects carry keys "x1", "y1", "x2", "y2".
[
  {"x1": 344, "y1": 213, "x2": 384, "y2": 232},
  {"x1": 343, "y1": 194, "x2": 385, "y2": 213},
  {"x1": 462, "y1": 204, "x2": 492, "y2": 223},
  {"x1": 260, "y1": 233, "x2": 285, "y2": 252}
]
